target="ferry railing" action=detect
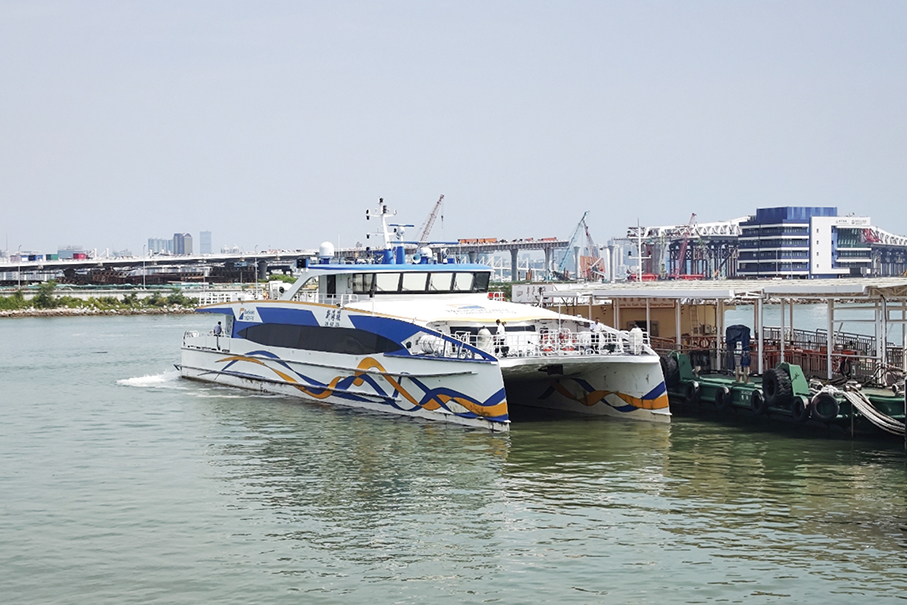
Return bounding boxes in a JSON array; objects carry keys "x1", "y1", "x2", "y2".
[
  {"x1": 293, "y1": 292, "x2": 361, "y2": 306},
  {"x1": 182, "y1": 330, "x2": 231, "y2": 353},
  {"x1": 446, "y1": 329, "x2": 648, "y2": 359}
]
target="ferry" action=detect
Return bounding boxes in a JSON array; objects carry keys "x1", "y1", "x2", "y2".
[{"x1": 178, "y1": 203, "x2": 670, "y2": 431}]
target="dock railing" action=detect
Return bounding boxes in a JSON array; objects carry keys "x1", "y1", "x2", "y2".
[{"x1": 650, "y1": 325, "x2": 904, "y2": 384}]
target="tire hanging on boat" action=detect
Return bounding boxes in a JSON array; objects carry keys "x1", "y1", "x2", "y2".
[
  {"x1": 751, "y1": 389, "x2": 768, "y2": 415},
  {"x1": 791, "y1": 395, "x2": 811, "y2": 423},
  {"x1": 810, "y1": 392, "x2": 840, "y2": 423},
  {"x1": 685, "y1": 381, "x2": 700, "y2": 406},
  {"x1": 762, "y1": 368, "x2": 793, "y2": 408},
  {"x1": 660, "y1": 355, "x2": 680, "y2": 387},
  {"x1": 714, "y1": 386, "x2": 731, "y2": 412}
]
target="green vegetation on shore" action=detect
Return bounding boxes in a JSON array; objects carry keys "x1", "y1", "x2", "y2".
[{"x1": 0, "y1": 281, "x2": 195, "y2": 312}]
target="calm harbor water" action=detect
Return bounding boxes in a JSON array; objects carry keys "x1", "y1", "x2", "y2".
[{"x1": 2, "y1": 314, "x2": 906, "y2": 604}]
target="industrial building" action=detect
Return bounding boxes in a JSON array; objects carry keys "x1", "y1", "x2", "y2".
[{"x1": 620, "y1": 206, "x2": 907, "y2": 280}]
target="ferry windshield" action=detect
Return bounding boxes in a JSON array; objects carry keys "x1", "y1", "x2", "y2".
[{"x1": 350, "y1": 271, "x2": 490, "y2": 294}]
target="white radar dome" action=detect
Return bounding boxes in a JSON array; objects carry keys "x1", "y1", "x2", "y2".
[{"x1": 318, "y1": 241, "x2": 335, "y2": 260}]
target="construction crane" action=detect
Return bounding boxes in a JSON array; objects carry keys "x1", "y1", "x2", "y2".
[
  {"x1": 417, "y1": 195, "x2": 445, "y2": 245},
  {"x1": 583, "y1": 221, "x2": 604, "y2": 279},
  {"x1": 555, "y1": 211, "x2": 590, "y2": 279},
  {"x1": 672, "y1": 213, "x2": 697, "y2": 278}
]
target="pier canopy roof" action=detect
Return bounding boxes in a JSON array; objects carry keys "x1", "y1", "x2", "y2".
[{"x1": 562, "y1": 277, "x2": 907, "y2": 304}]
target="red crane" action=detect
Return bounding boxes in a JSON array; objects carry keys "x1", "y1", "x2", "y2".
[{"x1": 672, "y1": 213, "x2": 697, "y2": 278}]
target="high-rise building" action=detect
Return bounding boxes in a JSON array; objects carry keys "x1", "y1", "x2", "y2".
[
  {"x1": 173, "y1": 233, "x2": 193, "y2": 255},
  {"x1": 148, "y1": 238, "x2": 173, "y2": 254},
  {"x1": 199, "y1": 231, "x2": 212, "y2": 255}
]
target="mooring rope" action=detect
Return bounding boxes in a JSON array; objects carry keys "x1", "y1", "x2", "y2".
[{"x1": 831, "y1": 385, "x2": 907, "y2": 436}]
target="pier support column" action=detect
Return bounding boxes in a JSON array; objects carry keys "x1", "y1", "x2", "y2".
[
  {"x1": 511, "y1": 248, "x2": 519, "y2": 283},
  {"x1": 780, "y1": 299, "x2": 785, "y2": 363},
  {"x1": 902, "y1": 303, "x2": 906, "y2": 373},
  {"x1": 881, "y1": 298, "x2": 889, "y2": 369},
  {"x1": 544, "y1": 248, "x2": 552, "y2": 281},
  {"x1": 257, "y1": 260, "x2": 268, "y2": 281},
  {"x1": 717, "y1": 299, "x2": 724, "y2": 371},
  {"x1": 675, "y1": 301, "x2": 682, "y2": 351},
  {"x1": 645, "y1": 299, "x2": 651, "y2": 342},
  {"x1": 757, "y1": 298, "x2": 764, "y2": 374},
  {"x1": 468, "y1": 251, "x2": 478, "y2": 264},
  {"x1": 827, "y1": 299, "x2": 834, "y2": 379}
]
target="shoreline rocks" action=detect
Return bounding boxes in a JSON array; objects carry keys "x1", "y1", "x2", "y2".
[{"x1": 0, "y1": 306, "x2": 195, "y2": 318}]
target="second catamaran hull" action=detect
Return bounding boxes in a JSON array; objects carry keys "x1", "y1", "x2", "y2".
[{"x1": 501, "y1": 355, "x2": 670, "y2": 422}]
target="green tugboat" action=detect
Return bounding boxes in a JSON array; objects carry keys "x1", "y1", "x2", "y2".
[{"x1": 663, "y1": 350, "x2": 906, "y2": 439}]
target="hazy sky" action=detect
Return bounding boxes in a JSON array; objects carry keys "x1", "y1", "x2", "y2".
[{"x1": 2, "y1": 1, "x2": 905, "y2": 255}]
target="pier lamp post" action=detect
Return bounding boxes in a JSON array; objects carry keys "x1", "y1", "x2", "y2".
[{"x1": 142, "y1": 244, "x2": 146, "y2": 290}]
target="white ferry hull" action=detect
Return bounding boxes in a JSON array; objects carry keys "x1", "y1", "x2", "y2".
[
  {"x1": 179, "y1": 334, "x2": 510, "y2": 432},
  {"x1": 501, "y1": 355, "x2": 670, "y2": 422}
]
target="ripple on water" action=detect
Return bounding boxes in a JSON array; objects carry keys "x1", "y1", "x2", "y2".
[{"x1": 2, "y1": 315, "x2": 907, "y2": 603}]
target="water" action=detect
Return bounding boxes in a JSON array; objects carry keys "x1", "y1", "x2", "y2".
[
  {"x1": 726, "y1": 303, "x2": 906, "y2": 339},
  {"x1": 2, "y1": 315, "x2": 906, "y2": 604}
]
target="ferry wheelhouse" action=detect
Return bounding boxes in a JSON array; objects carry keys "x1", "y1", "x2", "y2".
[{"x1": 178, "y1": 204, "x2": 670, "y2": 431}]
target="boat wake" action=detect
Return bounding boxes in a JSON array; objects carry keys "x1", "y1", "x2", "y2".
[{"x1": 117, "y1": 369, "x2": 184, "y2": 389}]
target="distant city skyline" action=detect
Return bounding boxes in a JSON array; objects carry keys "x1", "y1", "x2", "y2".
[{"x1": 2, "y1": 2, "x2": 905, "y2": 255}]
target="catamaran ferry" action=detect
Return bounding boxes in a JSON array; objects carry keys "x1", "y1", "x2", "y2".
[{"x1": 178, "y1": 203, "x2": 670, "y2": 431}]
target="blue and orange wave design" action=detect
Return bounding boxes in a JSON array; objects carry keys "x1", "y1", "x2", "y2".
[
  {"x1": 208, "y1": 351, "x2": 509, "y2": 422},
  {"x1": 540, "y1": 378, "x2": 669, "y2": 412}
]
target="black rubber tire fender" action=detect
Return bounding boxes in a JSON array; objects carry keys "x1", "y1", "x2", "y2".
[
  {"x1": 661, "y1": 355, "x2": 680, "y2": 387},
  {"x1": 762, "y1": 367, "x2": 794, "y2": 408},
  {"x1": 685, "y1": 381, "x2": 700, "y2": 406},
  {"x1": 714, "y1": 387, "x2": 731, "y2": 412},
  {"x1": 811, "y1": 392, "x2": 840, "y2": 423},
  {"x1": 751, "y1": 389, "x2": 768, "y2": 415},
  {"x1": 791, "y1": 395, "x2": 811, "y2": 423}
]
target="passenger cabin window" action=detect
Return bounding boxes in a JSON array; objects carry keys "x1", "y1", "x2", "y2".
[
  {"x1": 345, "y1": 271, "x2": 491, "y2": 294},
  {"x1": 239, "y1": 324, "x2": 403, "y2": 355},
  {"x1": 428, "y1": 273, "x2": 453, "y2": 292},
  {"x1": 401, "y1": 272, "x2": 428, "y2": 292},
  {"x1": 351, "y1": 273, "x2": 374, "y2": 294},
  {"x1": 375, "y1": 273, "x2": 400, "y2": 293},
  {"x1": 452, "y1": 272, "x2": 473, "y2": 291}
]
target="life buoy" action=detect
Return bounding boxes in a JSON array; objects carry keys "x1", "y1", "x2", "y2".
[
  {"x1": 810, "y1": 392, "x2": 840, "y2": 423},
  {"x1": 791, "y1": 395, "x2": 811, "y2": 423},
  {"x1": 685, "y1": 382, "x2": 700, "y2": 405},
  {"x1": 559, "y1": 332, "x2": 575, "y2": 351},
  {"x1": 751, "y1": 389, "x2": 768, "y2": 415},
  {"x1": 714, "y1": 387, "x2": 731, "y2": 412},
  {"x1": 699, "y1": 338, "x2": 710, "y2": 349}
]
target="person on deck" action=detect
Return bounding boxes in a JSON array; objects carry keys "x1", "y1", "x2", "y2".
[{"x1": 495, "y1": 319, "x2": 508, "y2": 357}]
